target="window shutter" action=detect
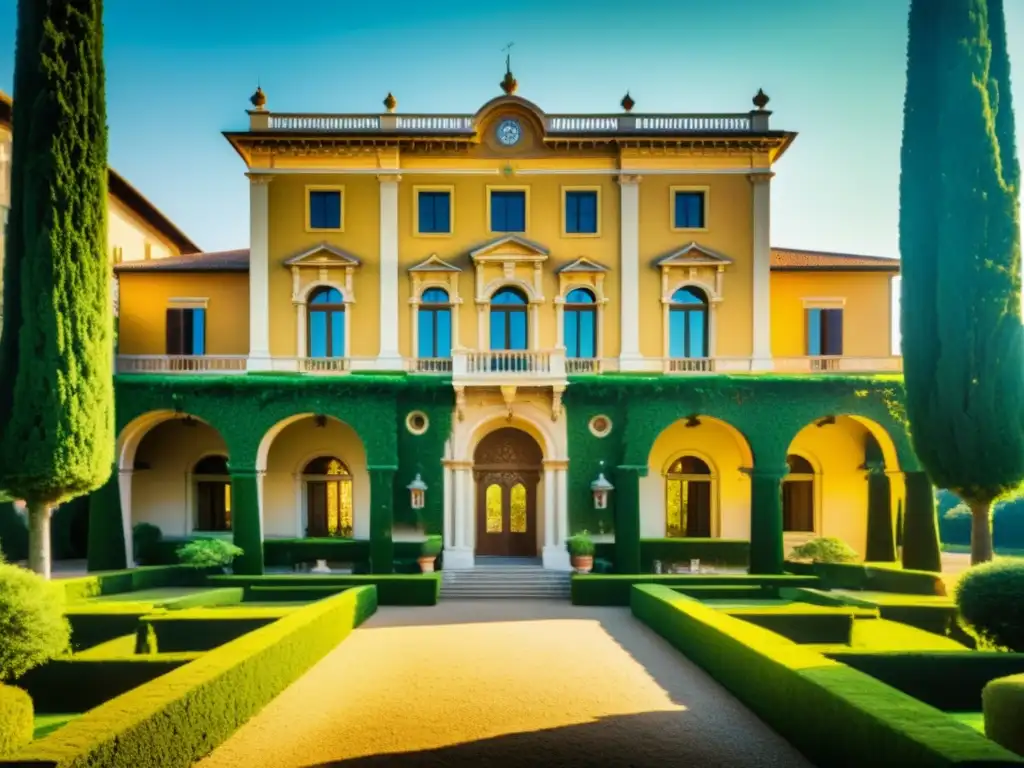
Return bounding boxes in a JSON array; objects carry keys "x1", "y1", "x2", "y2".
[
  {"x1": 804, "y1": 309, "x2": 813, "y2": 355},
  {"x1": 825, "y1": 309, "x2": 844, "y2": 355},
  {"x1": 165, "y1": 309, "x2": 184, "y2": 354}
]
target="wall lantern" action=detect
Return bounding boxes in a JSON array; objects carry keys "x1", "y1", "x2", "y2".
[
  {"x1": 407, "y1": 473, "x2": 428, "y2": 510},
  {"x1": 590, "y1": 461, "x2": 614, "y2": 510}
]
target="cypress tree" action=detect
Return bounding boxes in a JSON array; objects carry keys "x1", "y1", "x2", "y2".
[
  {"x1": 899, "y1": 0, "x2": 1024, "y2": 565},
  {"x1": 0, "y1": 0, "x2": 114, "y2": 578}
]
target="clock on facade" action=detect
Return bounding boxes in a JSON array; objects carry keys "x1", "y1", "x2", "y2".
[{"x1": 496, "y1": 119, "x2": 522, "y2": 146}]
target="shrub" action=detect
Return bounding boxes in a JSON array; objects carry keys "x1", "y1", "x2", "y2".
[
  {"x1": 787, "y1": 536, "x2": 859, "y2": 564},
  {"x1": 0, "y1": 683, "x2": 33, "y2": 756},
  {"x1": 956, "y1": 560, "x2": 1024, "y2": 651},
  {"x1": 0, "y1": 563, "x2": 71, "y2": 681},
  {"x1": 420, "y1": 535, "x2": 442, "y2": 558},
  {"x1": 176, "y1": 539, "x2": 243, "y2": 569},
  {"x1": 133, "y1": 523, "x2": 163, "y2": 565},
  {"x1": 984, "y1": 673, "x2": 1024, "y2": 757},
  {"x1": 568, "y1": 531, "x2": 595, "y2": 557},
  {"x1": 939, "y1": 503, "x2": 973, "y2": 546}
]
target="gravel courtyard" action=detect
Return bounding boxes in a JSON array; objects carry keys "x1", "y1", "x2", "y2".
[{"x1": 195, "y1": 600, "x2": 812, "y2": 768}]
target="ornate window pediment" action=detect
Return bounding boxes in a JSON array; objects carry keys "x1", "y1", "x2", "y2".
[
  {"x1": 655, "y1": 241, "x2": 732, "y2": 303},
  {"x1": 285, "y1": 243, "x2": 362, "y2": 361},
  {"x1": 408, "y1": 254, "x2": 463, "y2": 360}
]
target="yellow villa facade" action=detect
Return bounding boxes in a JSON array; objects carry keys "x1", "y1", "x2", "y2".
[{"x1": 88, "y1": 70, "x2": 922, "y2": 577}]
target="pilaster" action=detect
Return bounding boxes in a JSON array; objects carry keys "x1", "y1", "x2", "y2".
[
  {"x1": 749, "y1": 465, "x2": 786, "y2": 574},
  {"x1": 749, "y1": 172, "x2": 773, "y2": 370},
  {"x1": 377, "y1": 174, "x2": 403, "y2": 369},
  {"x1": 247, "y1": 175, "x2": 273, "y2": 371},
  {"x1": 617, "y1": 175, "x2": 644, "y2": 370}
]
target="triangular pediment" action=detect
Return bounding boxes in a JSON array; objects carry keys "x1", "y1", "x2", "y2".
[
  {"x1": 283, "y1": 242, "x2": 362, "y2": 268},
  {"x1": 409, "y1": 254, "x2": 461, "y2": 273},
  {"x1": 556, "y1": 257, "x2": 610, "y2": 274},
  {"x1": 469, "y1": 235, "x2": 549, "y2": 263},
  {"x1": 655, "y1": 241, "x2": 733, "y2": 269}
]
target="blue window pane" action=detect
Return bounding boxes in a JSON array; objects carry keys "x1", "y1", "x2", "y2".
[
  {"x1": 509, "y1": 311, "x2": 528, "y2": 350},
  {"x1": 436, "y1": 309, "x2": 452, "y2": 357},
  {"x1": 418, "y1": 309, "x2": 435, "y2": 357},
  {"x1": 492, "y1": 287, "x2": 527, "y2": 305},
  {"x1": 687, "y1": 312, "x2": 706, "y2": 357},
  {"x1": 566, "y1": 288, "x2": 595, "y2": 304},
  {"x1": 565, "y1": 311, "x2": 579, "y2": 357},
  {"x1": 311, "y1": 287, "x2": 343, "y2": 305},
  {"x1": 579, "y1": 310, "x2": 596, "y2": 357},
  {"x1": 309, "y1": 191, "x2": 342, "y2": 229},
  {"x1": 565, "y1": 191, "x2": 598, "y2": 234},
  {"x1": 672, "y1": 287, "x2": 706, "y2": 305},
  {"x1": 491, "y1": 191, "x2": 526, "y2": 232},
  {"x1": 422, "y1": 287, "x2": 449, "y2": 303},
  {"x1": 418, "y1": 191, "x2": 451, "y2": 234},
  {"x1": 191, "y1": 309, "x2": 206, "y2": 355},
  {"x1": 490, "y1": 312, "x2": 507, "y2": 349},
  {"x1": 808, "y1": 309, "x2": 822, "y2": 355},
  {"x1": 331, "y1": 311, "x2": 345, "y2": 357},
  {"x1": 674, "y1": 192, "x2": 705, "y2": 229},
  {"x1": 669, "y1": 310, "x2": 686, "y2": 358},
  {"x1": 310, "y1": 312, "x2": 328, "y2": 357}
]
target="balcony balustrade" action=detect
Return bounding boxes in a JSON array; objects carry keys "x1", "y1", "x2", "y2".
[{"x1": 116, "y1": 355, "x2": 247, "y2": 374}]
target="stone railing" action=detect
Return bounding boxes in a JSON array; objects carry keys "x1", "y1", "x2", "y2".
[
  {"x1": 451, "y1": 349, "x2": 567, "y2": 385},
  {"x1": 251, "y1": 111, "x2": 763, "y2": 135},
  {"x1": 116, "y1": 355, "x2": 247, "y2": 374},
  {"x1": 407, "y1": 357, "x2": 454, "y2": 374}
]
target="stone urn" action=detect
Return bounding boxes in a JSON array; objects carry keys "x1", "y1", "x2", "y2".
[{"x1": 311, "y1": 559, "x2": 331, "y2": 573}]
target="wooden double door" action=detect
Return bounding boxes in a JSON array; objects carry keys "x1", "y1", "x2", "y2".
[{"x1": 474, "y1": 427, "x2": 542, "y2": 558}]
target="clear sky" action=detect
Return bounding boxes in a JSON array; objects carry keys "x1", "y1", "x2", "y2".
[{"x1": 0, "y1": 0, "x2": 1021, "y2": 257}]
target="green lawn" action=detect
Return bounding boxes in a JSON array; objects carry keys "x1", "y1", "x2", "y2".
[
  {"x1": 948, "y1": 711, "x2": 986, "y2": 734},
  {"x1": 82, "y1": 587, "x2": 214, "y2": 603},
  {"x1": 33, "y1": 713, "x2": 80, "y2": 740}
]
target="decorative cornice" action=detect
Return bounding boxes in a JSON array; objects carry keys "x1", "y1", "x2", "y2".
[
  {"x1": 747, "y1": 171, "x2": 775, "y2": 184},
  {"x1": 617, "y1": 174, "x2": 642, "y2": 185},
  {"x1": 376, "y1": 173, "x2": 402, "y2": 183},
  {"x1": 245, "y1": 173, "x2": 274, "y2": 185}
]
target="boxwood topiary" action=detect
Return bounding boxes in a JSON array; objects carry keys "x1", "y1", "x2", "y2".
[
  {"x1": 0, "y1": 563, "x2": 70, "y2": 681},
  {"x1": 956, "y1": 561, "x2": 1024, "y2": 651},
  {"x1": 176, "y1": 539, "x2": 243, "y2": 570},
  {"x1": 133, "y1": 522, "x2": 163, "y2": 565},
  {"x1": 787, "y1": 537, "x2": 859, "y2": 564},
  {"x1": 0, "y1": 683, "x2": 32, "y2": 756}
]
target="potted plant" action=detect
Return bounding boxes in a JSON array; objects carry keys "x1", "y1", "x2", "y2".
[
  {"x1": 568, "y1": 531, "x2": 595, "y2": 573},
  {"x1": 176, "y1": 538, "x2": 244, "y2": 574},
  {"x1": 419, "y1": 535, "x2": 443, "y2": 573}
]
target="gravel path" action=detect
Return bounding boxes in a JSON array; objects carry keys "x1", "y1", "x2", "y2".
[{"x1": 195, "y1": 600, "x2": 812, "y2": 768}]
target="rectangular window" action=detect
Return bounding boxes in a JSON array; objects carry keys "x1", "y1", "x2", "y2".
[
  {"x1": 165, "y1": 308, "x2": 206, "y2": 355},
  {"x1": 564, "y1": 190, "x2": 598, "y2": 234},
  {"x1": 417, "y1": 190, "x2": 452, "y2": 234},
  {"x1": 673, "y1": 190, "x2": 706, "y2": 229},
  {"x1": 806, "y1": 308, "x2": 843, "y2": 356},
  {"x1": 490, "y1": 190, "x2": 527, "y2": 233},
  {"x1": 308, "y1": 189, "x2": 343, "y2": 230}
]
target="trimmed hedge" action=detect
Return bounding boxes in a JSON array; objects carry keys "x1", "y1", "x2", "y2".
[
  {"x1": 0, "y1": 685, "x2": 32, "y2": 758},
  {"x1": 985, "y1": 674, "x2": 1024, "y2": 757},
  {"x1": 64, "y1": 608, "x2": 153, "y2": 652},
  {"x1": 631, "y1": 585, "x2": 1023, "y2": 766},
  {"x1": 571, "y1": 574, "x2": 819, "y2": 606},
  {"x1": 60, "y1": 566, "x2": 208, "y2": 603},
  {"x1": 726, "y1": 609, "x2": 860, "y2": 644},
  {"x1": 136, "y1": 608, "x2": 295, "y2": 653},
  {"x1": 15, "y1": 656, "x2": 200, "y2": 714},
  {"x1": 785, "y1": 562, "x2": 945, "y2": 595},
  {"x1": 245, "y1": 585, "x2": 347, "y2": 602},
  {"x1": 208, "y1": 573, "x2": 441, "y2": 606},
  {"x1": 845, "y1": 620, "x2": 967, "y2": 652},
  {"x1": 592, "y1": 538, "x2": 751, "y2": 571},
  {"x1": 161, "y1": 588, "x2": 245, "y2": 610},
  {"x1": 823, "y1": 651, "x2": 1024, "y2": 712},
  {"x1": 5, "y1": 586, "x2": 377, "y2": 767}
]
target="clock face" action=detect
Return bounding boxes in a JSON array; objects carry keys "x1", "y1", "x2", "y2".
[{"x1": 496, "y1": 119, "x2": 522, "y2": 146}]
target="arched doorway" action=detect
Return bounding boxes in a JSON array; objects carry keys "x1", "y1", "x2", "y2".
[
  {"x1": 303, "y1": 456, "x2": 354, "y2": 538},
  {"x1": 666, "y1": 455, "x2": 713, "y2": 538},
  {"x1": 474, "y1": 427, "x2": 542, "y2": 557}
]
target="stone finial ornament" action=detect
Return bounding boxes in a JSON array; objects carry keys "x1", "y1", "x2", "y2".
[
  {"x1": 250, "y1": 86, "x2": 267, "y2": 110},
  {"x1": 383, "y1": 92, "x2": 397, "y2": 113},
  {"x1": 621, "y1": 91, "x2": 635, "y2": 112},
  {"x1": 753, "y1": 88, "x2": 770, "y2": 110}
]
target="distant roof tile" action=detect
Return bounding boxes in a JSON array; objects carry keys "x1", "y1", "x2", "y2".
[
  {"x1": 114, "y1": 248, "x2": 249, "y2": 273},
  {"x1": 770, "y1": 247, "x2": 899, "y2": 271}
]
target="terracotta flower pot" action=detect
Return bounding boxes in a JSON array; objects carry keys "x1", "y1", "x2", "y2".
[
  {"x1": 418, "y1": 556, "x2": 437, "y2": 573},
  {"x1": 572, "y1": 555, "x2": 593, "y2": 574}
]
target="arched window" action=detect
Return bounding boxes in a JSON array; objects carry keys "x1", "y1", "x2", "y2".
[
  {"x1": 194, "y1": 455, "x2": 231, "y2": 532},
  {"x1": 308, "y1": 287, "x2": 345, "y2": 359},
  {"x1": 418, "y1": 287, "x2": 452, "y2": 358},
  {"x1": 783, "y1": 454, "x2": 815, "y2": 532},
  {"x1": 564, "y1": 288, "x2": 596, "y2": 359},
  {"x1": 669, "y1": 287, "x2": 709, "y2": 359},
  {"x1": 665, "y1": 456, "x2": 712, "y2": 538},
  {"x1": 490, "y1": 287, "x2": 529, "y2": 351},
  {"x1": 303, "y1": 456, "x2": 354, "y2": 538}
]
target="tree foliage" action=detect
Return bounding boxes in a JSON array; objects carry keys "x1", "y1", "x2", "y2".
[
  {"x1": 0, "y1": 0, "x2": 114, "y2": 574},
  {"x1": 899, "y1": 0, "x2": 1024, "y2": 562}
]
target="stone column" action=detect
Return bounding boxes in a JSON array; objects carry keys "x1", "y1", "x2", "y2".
[
  {"x1": 614, "y1": 464, "x2": 645, "y2": 573},
  {"x1": 543, "y1": 465, "x2": 556, "y2": 548},
  {"x1": 865, "y1": 468, "x2": 897, "y2": 562},
  {"x1": 86, "y1": 467, "x2": 128, "y2": 571},
  {"x1": 377, "y1": 174, "x2": 403, "y2": 369},
  {"x1": 749, "y1": 465, "x2": 786, "y2": 574},
  {"x1": 230, "y1": 467, "x2": 265, "y2": 575},
  {"x1": 901, "y1": 471, "x2": 942, "y2": 572},
  {"x1": 617, "y1": 175, "x2": 643, "y2": 370},
  {"x1": 368, "y1": 466, "x2": 396, "y2": 573},
  {"x1": 749, "y1": 172, "x2": 774, "y2": 370},
  {"x1": 247, "y1": 175, "x2": 273, "y2": 371}
]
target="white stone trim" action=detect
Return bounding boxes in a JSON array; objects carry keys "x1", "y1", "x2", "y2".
[
  {"x1": 477, "y1": 279, "x2": 542, "y2": 352},
  {"x1": 247, "y1": 175, "x2": 272, "y2": 371},
  {"x1": 377, "y1": 175, "x2": 402, "y2": 368},
  {"x1": 168, "y1": 297, "x2": 210, "y2": 309},
  {"x1": 118, "y1": 468, "x2": 135, "y2": 568},
  {"x1": 801, "y1": 297, "x2": 847, "y2": 309},
  {"x1": 293, "y1": 277, "x2": 355, "y2": 359},
  {"x1": 243, "y1": 167, "x2": 774, "y2": 177},
  {"x1": 409, "y1": 270, "x2": 461, "y2": 358},
  {"x1": 555, "y1": 276, "x2": 607, "y2": 359},
  {"x1": 661, "y1": 279, "x2": 720, "y2": 359},
  {"x1": 750, "y1": 172, "x2": 773, "y2": 369},
  {"x1": 618, "y1": 175, "x2": 642, "y2": 369}
]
